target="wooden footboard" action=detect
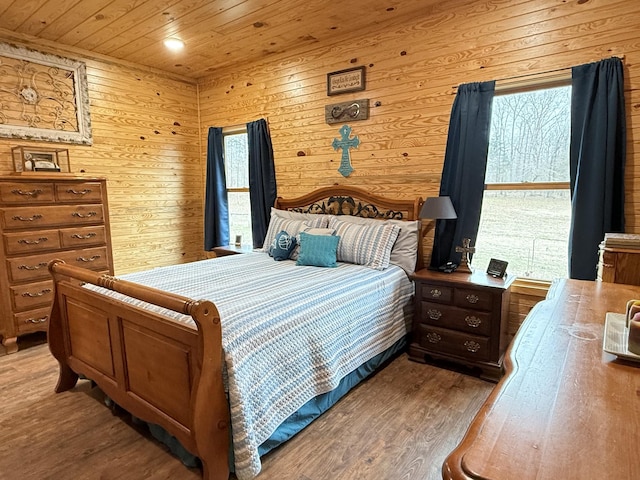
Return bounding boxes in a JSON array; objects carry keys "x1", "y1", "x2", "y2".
[{"x1": 47, "y1": 260, "x2": 230, "y2": 480}]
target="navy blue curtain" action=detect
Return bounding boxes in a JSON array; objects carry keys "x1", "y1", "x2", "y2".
[
  {"x1": 247, "y1": 119, "x2": 277, "y2": 248},
  {"x1": 430, "y1": 81, "x2": 496, "y2": 269},
  {"x1": 569, "y1": 57, "x2": 626, "y2": 280},
  {"x1": 204, "y1": 127, "x2": 229, "y2": 250}
]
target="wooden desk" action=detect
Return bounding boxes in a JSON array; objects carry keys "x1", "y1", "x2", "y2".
[{"x1": 443, "y1": 279, "x2": 640, "y2": 480}]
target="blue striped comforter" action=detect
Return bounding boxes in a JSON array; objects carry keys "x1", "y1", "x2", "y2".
[{"x1": 95, "y1": 252, "x2": 414, "y2": 479}]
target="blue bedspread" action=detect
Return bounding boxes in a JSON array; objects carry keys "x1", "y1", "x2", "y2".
[{"x1": 95, "y1": 252, "x2": 414, "y2": 479}]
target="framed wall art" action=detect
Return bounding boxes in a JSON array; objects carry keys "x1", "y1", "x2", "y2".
[
  {"x1": 0, "y1": 42, "x2": 93, "y2": 145},
  {"x1": 327, "y1": 66, "x2": 366, "y2": 96}
]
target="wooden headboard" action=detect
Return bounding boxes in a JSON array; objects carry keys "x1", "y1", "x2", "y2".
[{"x1": 274, "y1": 185, "x2": 425, "y2": 268}]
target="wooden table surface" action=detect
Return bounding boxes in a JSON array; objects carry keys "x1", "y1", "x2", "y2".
[{"x1": 443, "y1": 279, "x2": 640, "y2": 480}]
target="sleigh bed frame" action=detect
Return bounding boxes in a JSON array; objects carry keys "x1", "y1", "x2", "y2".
[{"x1": 47, "y1": 185, "x2": 423, "y2": 480}]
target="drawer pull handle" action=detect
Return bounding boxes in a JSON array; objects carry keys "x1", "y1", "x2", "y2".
[
  {"x1": 67, "y1": 188, "x2": 92, "y2": 195},
  {"x1": 11, "y1": 189, "x2": 43, "y2": 197},
  {"x1": 465, "y1": 315, "x2": 482, "y2": 327},
  {"x1": 466, "y1": 294, "x2": 479, "y2": 304},
  {"x1": 426, "y1": 332, "x2": 442, "y2": 344},
  {"x1": 430, "y1": 288, "x2": 442, "y2": 298},
  {"x1": 18, "y1": 262, "x2": 48, "y2": 271},
  {"x1": 464, "y1": 340, "x2": 481, "y2": 353},
  {"x1": 72, "y1": 211, "x2": 97, "y2": 218},
  {"x1": 77, "y1": 255, "x2": 101, "y2": 262},
  {"x1": 427, "y1": 309, "x2": 442, "y2": 320},
  {"x1": 18, "y1": 237, "x2": 48, "y2": 245},
  {"x1": 26, "y1": 316, "x2": 48, "y2": 324},
  {"x1": 12, "y1": 214, "x2": 43, "y2": 222},
  {"x1": 22, "y1": 288, "x2": 52, "y2": 298},
  {"x1": 71, "y1": 232, "x2": 97, "y2": 239}
]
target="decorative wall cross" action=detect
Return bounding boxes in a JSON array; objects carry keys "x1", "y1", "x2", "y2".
[
  {"x1": 332, "y1": 124, "x2": 359, "y2": 177},
  {"x1": 455, "y1": 237, "x2": 475, "y2": 273}
]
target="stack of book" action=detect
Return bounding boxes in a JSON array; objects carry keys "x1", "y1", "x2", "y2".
[{"x1": 603, "y1": 233, "x2": 640, "y2": 249}]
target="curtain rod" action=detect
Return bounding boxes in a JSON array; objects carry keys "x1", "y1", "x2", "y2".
[{"x1": 451, "y1": 55, "x2": 625, "y2": 93}]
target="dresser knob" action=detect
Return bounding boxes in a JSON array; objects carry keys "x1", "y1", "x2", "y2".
[
  {"x1": 464, "y1": 340, "x2": 481, "y2": 353},
  {"x1": 426, "y1": 332, "x2": 442, "y2": 344},
  {"x1": 72, "y1": 211, "x2": 97, "y2": 218},
  {"x1": 18, "y1": 237, "x2": 48, "y2": 245},
  {"x1": 466, "y1": 294, "x2": 479, "y2": 304},
  {"x1": 12, "y1": 214, "x2": 43, "y2": 222},
  {"x1": 77, "y1": 255, "x2": 101, "y2": 263},
  {"x1": 22, "y1": 288, "x2": 52, "y2": 298},
  {"x1": 427, "y1": 309, "x2": 442, "y2": 320},
  {"x1": 71, "y1": 232, "x2": 97, "y2": 240},
  {"x1": 430, "y1": 288, "x2": 442, "y2": 298},
  {"x1": 465, "y1": 315, "x2": 482, "y2": 327},
  {"x1": 11, "y1": 189, "x2": 43, "y2": 197},
  {"x1": 25, "y1": 316, "x2": 48, "y2": 324},
  {"x1": 67, "y1": 189, "x2": 92, "y2": 195},
  {"x1": 18, "y1": 262, "x2": 48, "y2": 271}
]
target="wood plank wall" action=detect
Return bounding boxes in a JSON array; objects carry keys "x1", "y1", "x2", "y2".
[
  {"x1": 1, "y1": 0, "x2": 639, "y2": 326},
  {"x1": 0, "y1": 35, "x2": 202, "y2": 275}
]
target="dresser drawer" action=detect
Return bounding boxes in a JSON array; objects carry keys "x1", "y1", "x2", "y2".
[
  {"x1": 6, "y1": 246, "x2": 110, "y2": 282},
  {"x1": 454, "y1": 287, "x2": 493, "y2": 311},
  {"x1": 418, "y1": 325, "x2": 490, "y2": 362},
  {"x1": 419, "y1": 283, "x2": 453, "y2": 304},
  {"x1": 1, "y1": 204, "x2": 105, "y2": 230},
  {"x1": 14, "y1": 307, "x2": 50, "y2": 334},
  {"x1": 55, "y1": 182, "x2": 104, "y2": 203},
  {"x1": 419, "y1": 301, "x2": 492, "y2": 336},
  {"x1": 11, "y1": 280, "x2": 54, "y2": 311},
  {"x1": 3, "y1": 229, "x2": 62, "y2": 255},
  {"x1": 60, "y1": 225, "x2": 107, "y2": 248},
  {"x1": 0, "y1": 182, "x2": 54, "y2": 204}
]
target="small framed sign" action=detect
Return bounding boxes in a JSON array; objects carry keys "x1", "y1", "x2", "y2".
[
  {"x1": 327, "y1": 66, "x2": 366, "y2": 96},
  {"x1": 487, "y1": 258, "x2": 508, "y2": 278}
]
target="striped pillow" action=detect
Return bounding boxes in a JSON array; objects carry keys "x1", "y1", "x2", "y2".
[
  {"x1": 328, "y1": 217, "x2": 400, "y2": 270},
  {"x1": 262, "y1": 215, "x2": 326, "y2": 257}
]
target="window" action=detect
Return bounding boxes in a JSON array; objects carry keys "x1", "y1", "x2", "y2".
[
  {"x1": 472, "y1": 83, "x2": 572, "y2": 280},
  {"x1": 223, "y1": 128, "x2": 252, "y2": 244}
]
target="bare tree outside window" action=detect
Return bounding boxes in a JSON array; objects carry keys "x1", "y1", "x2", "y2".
[
  {"x1": 472, "y1": 86, "x2": 572, "y2": 280},
  {"x1": 224, "y1": 132, "x2": 252, "y2": 244}
]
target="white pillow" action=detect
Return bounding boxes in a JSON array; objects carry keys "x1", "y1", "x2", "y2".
[
  {"x1": 328, "y1": 217, "x2": 400, "y2": 270},
  {"x1": 270, "y1": 207, "x2": 329, "y2": 226},
  {"x1": 323, "y1": 215, "x2": 420, "y2": 274}
]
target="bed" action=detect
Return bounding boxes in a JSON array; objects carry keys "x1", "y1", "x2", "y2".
[{"x1": 46, "y1": 186, "x2": 424, "y2": 480}]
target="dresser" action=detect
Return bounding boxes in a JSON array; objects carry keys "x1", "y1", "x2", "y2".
[
  {"x1": 598, "y1": 243, "x2": 640, "y2": 286},
  {"x1": 443, "y1": 279, "x2": 640, "y2": 480},
  {"x1": 408, "y1": 269, "x2": 515, "y2": 381},
  {"x1": 0, "y1": 174, "x2": 113, "y2": 353}
]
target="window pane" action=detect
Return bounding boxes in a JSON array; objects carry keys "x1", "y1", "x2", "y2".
[
  {"x1": 472, "y1": 190, "x2": 571, "y2": 280},
  {"x1": 224, "y1": 133, "x2": 248, "y2": 188},
  {"x1": 227, "y1": 191, "x2": 252, "y2": 245},
  {"x1": 485, "y1": 86, "x2": 571, "y2": 184}
]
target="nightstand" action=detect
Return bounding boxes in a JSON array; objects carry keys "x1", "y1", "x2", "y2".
[
  {"x1": 409, "y1": 268, "x2": 515, "y2": 381},
  {"x1": 211, "y1": 244, "x2": 255, "y2": 257}
]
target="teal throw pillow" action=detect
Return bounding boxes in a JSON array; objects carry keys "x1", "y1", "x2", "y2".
[
  {"x1": 269, "y1": 230, "x2": 297, "y2": 260},
  {"x1": 296, "y1": 232, "x2": 340, "y2": 267}
]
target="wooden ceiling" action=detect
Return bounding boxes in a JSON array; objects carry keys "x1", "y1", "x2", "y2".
[{"x1": 0, "y1": 0, "x2": 442, "y2": 79}]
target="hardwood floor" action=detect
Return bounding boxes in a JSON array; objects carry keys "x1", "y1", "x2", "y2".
[{"x1": 0, "y1": 337, "x2": 493, "y2": 480}]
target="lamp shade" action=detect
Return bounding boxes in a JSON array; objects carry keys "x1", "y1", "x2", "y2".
[{"x1": 419, "y1": 196, "x2": 457, "y2": 220}]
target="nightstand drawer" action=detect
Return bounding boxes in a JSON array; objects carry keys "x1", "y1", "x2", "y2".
[
  {"x1": 418, "y1": 325, "x2": 490, "y2": 362},
  {"x1": 419, "y1": 301, "x2": 492, "y2": 336},
  {"x1": 419, "y1": 284, "x2": 453, "y2": 304},
  {"x1": 454, "y1": 287, "x2": 493, "y2": 311}
]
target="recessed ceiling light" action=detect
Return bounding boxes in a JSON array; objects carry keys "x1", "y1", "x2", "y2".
[{"x1": 164, "y1": 38, "x2": 184, "y2": 51}]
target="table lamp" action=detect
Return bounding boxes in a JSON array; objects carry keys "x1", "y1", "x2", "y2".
[{"x1": 419, "y1": 196, "x2": 457, "y2": 232}]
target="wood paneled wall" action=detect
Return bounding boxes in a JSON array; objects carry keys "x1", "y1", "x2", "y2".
[
  {"x1": 198, "y1": 0, "x2": 640, "y2": 261},
  {"x1": 0, "y1": 0, "x2": 639, "y2": 310},
  {"x1": 0, "y1": 36, "x2": 202, "y2": 275}
]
